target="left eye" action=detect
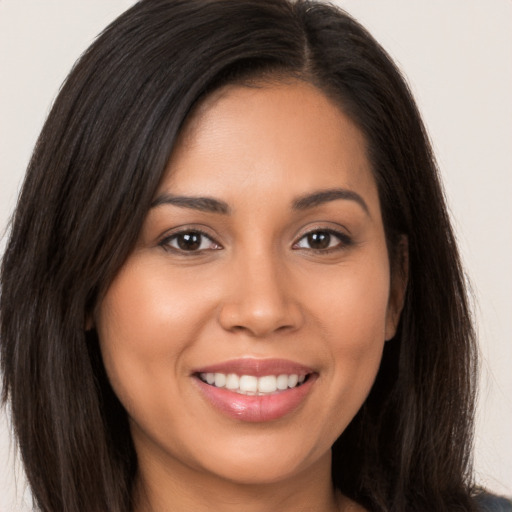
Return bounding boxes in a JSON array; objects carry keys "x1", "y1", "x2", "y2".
[
  {"x1": 162, "y1": 231, "x2": 220, "y2": 252},
  {"x1": 294, "y1": 230, "x2": 349, "y2": 251}
]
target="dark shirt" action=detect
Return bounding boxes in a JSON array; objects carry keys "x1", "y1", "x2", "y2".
[{"x1": 476, "y1": 493, "x2": 512, "y2": 512}]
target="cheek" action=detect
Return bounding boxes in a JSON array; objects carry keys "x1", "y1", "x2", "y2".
[
  {"x1": 303, "y1": 255, "x2": 390, "y2": 421},
  {"x1": 308, "y1": 253, "x2": 391, "y2": 347},
  {"x1": 94, "y1": 257, "x2": 211, "y2": 414},
  {"x1": 97, "y1": 256, "x2": 211, "y2": 350}
]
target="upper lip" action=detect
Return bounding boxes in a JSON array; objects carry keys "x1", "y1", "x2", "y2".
[{"x1": 192, "y1": 358, "x2": 315, "y2": 377}]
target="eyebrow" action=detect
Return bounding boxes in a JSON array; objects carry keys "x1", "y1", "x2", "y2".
[
  {"x1": 151, "y1": 187, "x2": 369, "y2": 216},
  {"x1": 292, "y1": 188, "x2": 369, "y2": 215},
  {"x1": 151, "y1": 194, "x2": 230, "y2": 214}
]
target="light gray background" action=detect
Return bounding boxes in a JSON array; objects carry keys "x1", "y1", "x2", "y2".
[{"x1": 1, "y1": 1, "x2": 511, "y2": 510}]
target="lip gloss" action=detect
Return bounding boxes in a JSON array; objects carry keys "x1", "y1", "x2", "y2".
[{"x1": 191, "y1": 358, "x2": 317, "y2": 422}]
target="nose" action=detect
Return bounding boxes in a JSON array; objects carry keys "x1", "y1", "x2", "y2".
[{"x1": 218, "y1": 252, "x2": 304, "y2": 338}]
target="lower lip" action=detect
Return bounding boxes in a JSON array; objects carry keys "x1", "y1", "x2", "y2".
[{"x1": 194, "y1": 375, "x2": 317, "y2": 423}]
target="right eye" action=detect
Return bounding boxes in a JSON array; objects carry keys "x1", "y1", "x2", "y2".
[{"x1": 160, "y1": 230, "x2": 222, "y2": 253}]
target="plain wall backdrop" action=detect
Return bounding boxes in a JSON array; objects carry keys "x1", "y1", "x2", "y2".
[{"x1": 1, "y1": 1, "x2": 511, "y2": 510}]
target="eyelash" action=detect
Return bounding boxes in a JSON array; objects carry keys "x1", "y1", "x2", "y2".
[
  {"x1": 293, "y1": 228, "x2": 353, "y2": 254},
  {"x1": 159, "y1": 228, "x2": 352, "y2": 255},
  {"x1": 159, "y1": 228, "x2": 221, "y2": 254}
]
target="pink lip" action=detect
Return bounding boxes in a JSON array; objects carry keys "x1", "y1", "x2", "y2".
[
  {"x1": 192, "y1": 358, "x2": 317, "y2": 423},
  {"x1": 192, "y1": 358, "x2": 315, "y2": 377}
]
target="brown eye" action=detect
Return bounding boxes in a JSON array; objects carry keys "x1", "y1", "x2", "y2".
[
  {"x1": 294, "y1": 229, "x2": 352, "y2": 252},
  {"x1": 176, "y1": 232, "x2": 202, "y2": 251},
  {"x1": 161, "y1": 230, "x2": 221, "y2": 253},
  {"x1": 306, "y1": 231, "x2": 331, "y2": 250}
]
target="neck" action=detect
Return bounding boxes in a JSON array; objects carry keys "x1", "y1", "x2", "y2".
[{"x1": 133, "y1": 450, "x2": 354, "y2": 512}]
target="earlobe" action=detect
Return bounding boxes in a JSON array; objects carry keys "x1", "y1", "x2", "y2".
[
  {"x1": 85, "y1": 314, "x2": 94, "y2": 332},
  {"x1": 385, "y1": 236, "x2": 409, "y2": 341}
]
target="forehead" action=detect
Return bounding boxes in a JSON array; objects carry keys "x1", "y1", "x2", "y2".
[{"x1": 162, "y1": 80, "x2": 378, "y2": 213}]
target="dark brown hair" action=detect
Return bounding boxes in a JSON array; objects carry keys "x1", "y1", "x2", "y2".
[{"x1": 1, "y1": 1, "x2": 478, "y2": 510}]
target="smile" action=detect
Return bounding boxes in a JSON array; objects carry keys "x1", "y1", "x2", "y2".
[
  {"x1": 198, "y1": 372, "x2": 309, "y2": 396},
  {"x1": 193, "y1": 359, "x2": 317, "y2": 422}
]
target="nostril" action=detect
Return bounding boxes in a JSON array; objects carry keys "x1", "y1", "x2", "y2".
[
  {"x1": 275, "y1": 324, "x2": 294, "y2": 332},
  {"x1": 217, "y1": 289, "x2": 304, "y2": 337}
]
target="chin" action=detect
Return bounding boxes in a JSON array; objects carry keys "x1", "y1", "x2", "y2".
[
  {"x1": 201, "y1": 450, "x2": 321, "y2": 486},
  {"x1": 184, "y1": 428, "x2": 330, "y2": 486}
]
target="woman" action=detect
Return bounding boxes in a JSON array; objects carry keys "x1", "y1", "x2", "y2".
[{"x1": 0, "y1": 1, "x2": 509, "y2": 511}]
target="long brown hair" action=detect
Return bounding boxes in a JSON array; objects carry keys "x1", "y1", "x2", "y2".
[{"x1": 1, "y1": 1, "x2": 478, "y2": 510}]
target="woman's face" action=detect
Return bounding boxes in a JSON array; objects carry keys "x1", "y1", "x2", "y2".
[{"x1": 96, "y1": 81, "x2": 404, "y2": 488}]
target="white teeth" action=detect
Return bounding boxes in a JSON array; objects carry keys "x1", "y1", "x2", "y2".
[
  {"x1": 225, "y1": 373, "x2": 239, "y2": 390},
  {"x1": 258, "y1": 375, "x2": 277, "y2": 393},
  {"x1": 276, "y1": 374, "x2": 289, "y2": 390},
  {"x1": 214, "y1": 373, "x2": 226, "y2": 388},
  {"x1": 288, "y1": 374, "x2": 298, "y2": 388},
  {"x1": 239, "y1": 375, "x2": 258, "y2": 393},
  {"x1": 200, "y1": 372, "x2": 308, "y2": 395}
]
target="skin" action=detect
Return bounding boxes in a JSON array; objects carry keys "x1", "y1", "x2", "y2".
[{"x1": 95, "y1": 80, "x2": 406, "y2": 512}]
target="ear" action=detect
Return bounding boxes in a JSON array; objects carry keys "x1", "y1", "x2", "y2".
[
  {"x1": 385, "y1": 236, "x2": 408, "y2": 341},
  {"x1": 85, "y1": 313, "x2": 94, "y2": 332}
]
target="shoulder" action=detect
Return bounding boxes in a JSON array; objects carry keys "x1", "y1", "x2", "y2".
[{"x1": 475, "y1": 493, "x2": 512, "y2": 512}]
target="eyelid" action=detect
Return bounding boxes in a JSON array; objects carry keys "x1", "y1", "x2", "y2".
[
  {"x1": 158, "y1": 226, "x2": 223, "y2": 253},
  {"x1": 156, "y1": 223, "x2": 352, "y2": 255},
  {"x1": 292, "y1": 226, "x2": 353, "y2": 252}
]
